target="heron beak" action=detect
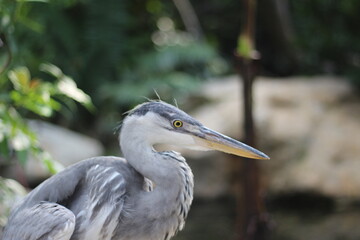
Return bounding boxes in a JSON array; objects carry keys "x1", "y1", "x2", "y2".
[{"x1": 193, "y1": 126, "x2": 270, "y2": 160}]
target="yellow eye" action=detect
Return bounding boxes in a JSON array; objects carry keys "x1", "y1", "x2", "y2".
[{"x1": 173, "y1": 120, "x2": 183, "y2": 128}]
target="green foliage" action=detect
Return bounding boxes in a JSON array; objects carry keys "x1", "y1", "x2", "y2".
[
  {"x1": 0, "y1": 64, "x2": 94, "y2": 172},
  {"x1": 7, "y1": 64, "x2": 94, "y2": 117},
  {"x1": 8, "y1": 66, "x2": 61, "y2": 117},
  {"x1": 290, "y1": 0, "x2": 360, "y2": 86},
  {"x1": 1, "y1": 0, "x2": 225, "y2": 102},
  {"x1": 40, "y1": 63, "x2": 95, "y2": 112},
  {"x1": 0, "y1": 97, "x2": 57, "y2": 172},
  {"x1": 0, "y1": 0, "x2": 226, "y2": 140},
  {"x1": 0, "y1": 0, "x2": 95, "y2": 172},
  {"x1": 100, "y1": 16, "x2": 227, "y2": 106}
]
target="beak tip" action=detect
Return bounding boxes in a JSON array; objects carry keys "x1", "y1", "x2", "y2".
[{"x1": 257, "y1": 152, "x2": 270, "y2": 160}]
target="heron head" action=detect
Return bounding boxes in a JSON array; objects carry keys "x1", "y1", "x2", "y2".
[{"x1": 121, "y1": 101, "x2": 269, "y2": 160}]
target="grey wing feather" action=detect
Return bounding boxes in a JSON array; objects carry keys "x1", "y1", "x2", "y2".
[
  {"x1": 20, "y1": 158, "x2": 91, "y2": 210},
  {"x1": 3, "y1": 157, "x2": 139, "y2": 240},
  {"x1": 2, "y1": 202, "x2": 75, "y2": 240},
  {"x1": 2, "y1": 158, "x2": 94, "y2": 240},
  {"x1": 2, "y1": 159, "x2": 88, "y2": 240},
  {"x1": 70, "y1": 164, "x2": 129, "y2": 239}
]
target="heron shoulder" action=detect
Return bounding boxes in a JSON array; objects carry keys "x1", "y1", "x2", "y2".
[{"x1": 17, "y1": 157, "x2": 137, "y2": 210}]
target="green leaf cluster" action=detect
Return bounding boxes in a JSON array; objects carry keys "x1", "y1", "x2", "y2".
[
  {"x1": 7, "y1": 64, "x2": 94, "y2": 117},
  {"x1": 0, "y1": 0, "x2": 227, "y2": 148},
  {"x1": 9, "y1": 67, "x2": 61, "y2": 117},
  {"x1": 1, "y1": 0, "x2": 225, "y2": 105},
  {"x1": 1, "y1": 0, "x2": 95, "y2": 172},
  {"x1": 0, "y1": 102, "x2": 58, "y2": 172},
  {"x1": 0, "y1": 64, "x2": 94, "y2": 172}
]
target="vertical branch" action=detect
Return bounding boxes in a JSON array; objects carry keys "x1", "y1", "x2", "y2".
[
  {"x1": 234, "y1": 0, "x2": 269, "y2": 239},
  {"x1": 236, "y1": 0, "x2": 258, "y2": 60}
]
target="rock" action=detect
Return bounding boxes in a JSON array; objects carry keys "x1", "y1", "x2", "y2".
[
  {"x1": 2, "y1": 121, "x2": 104, "y2": 182},
  {"x1": 182, "y1": 75, "x2": 360, "y2": 199},
  {"x1": 258, "y1": 78, "x2": 360, "y2": 198},
  {"x1": 26, "y1": 120, "x2": 104, "y2": 181}
]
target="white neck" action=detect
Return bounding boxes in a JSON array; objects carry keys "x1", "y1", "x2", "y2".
[
  {"x1": 119, "y1": 118, "x2": 194, "y2": 238},
  {"x1": 120, "y1": 126, "x2": 173, "y2": 184}
]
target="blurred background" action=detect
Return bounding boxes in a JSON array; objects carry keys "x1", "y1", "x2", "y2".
[{"x1": 1, "y1": 0, "x2": 360, "y2": 239}]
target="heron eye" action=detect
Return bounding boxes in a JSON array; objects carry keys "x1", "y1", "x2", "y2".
[{"x1": 173, "y1": 120, "x2": 183, "y2": 128}]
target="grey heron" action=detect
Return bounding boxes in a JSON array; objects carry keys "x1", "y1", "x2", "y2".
[{"x1": 2, "y1": 100, "x2": 269, "y2": 240}]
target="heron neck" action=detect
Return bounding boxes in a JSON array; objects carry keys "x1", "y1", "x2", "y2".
[
  {"x1": 137, "y1": 152, "x2": 193, "y2": 236},
  {"x1": 120, "y1": 134, "x2": 193, "y2": 233},
  {"x1": 120, "y1": 133, "x2": 183, "y2": 184}
]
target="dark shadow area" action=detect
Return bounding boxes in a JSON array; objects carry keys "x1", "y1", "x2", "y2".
[{"x1": 267, "y1": 191, "x2": 336, "y2": 215}]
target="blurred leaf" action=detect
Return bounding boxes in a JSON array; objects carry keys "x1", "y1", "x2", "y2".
[
  {"x1": 27, "y1": 102, "x2": 53, "y2": 116},
  {"x1": 17, "y1": 0, "x2": 48, "y2": 2},
  {"x1": 8, "y1": 67, "x2": 30, "y2": 92},
  {"x1": 10, "y1": 89, "x2": 59, "y2": 117},
  {"x1": 11, "y1": 129, "x2": 31, "y2": 151},
  {"x1": 0, "y1": 138, "x2": 10, "y2": 158},
  {"x1": 17, "y1": 17, "x2": 44, "y2": 33},
  {"x1": 41, "y1": 63, "x2": 95, "y2": 112},
  {"x1": 39, "y1": 63, "x2": 62, "y2": 78},
  {"x1": 56, "y1": 77, "x2": 95, "y2": 111},
  {"x1": 0, "y1": 118, "x2": 6, "y2": 142},
  {"x1": 15, "y1": 149, "x2": 28, "y2": 166},
  {"x1": 39, "y1": 151, "x2": 63, "y2": 174}
]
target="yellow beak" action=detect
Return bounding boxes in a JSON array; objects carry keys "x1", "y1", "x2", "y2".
[{"x1": 193, "y1": 126, "x2": 269, "y2": 160}]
